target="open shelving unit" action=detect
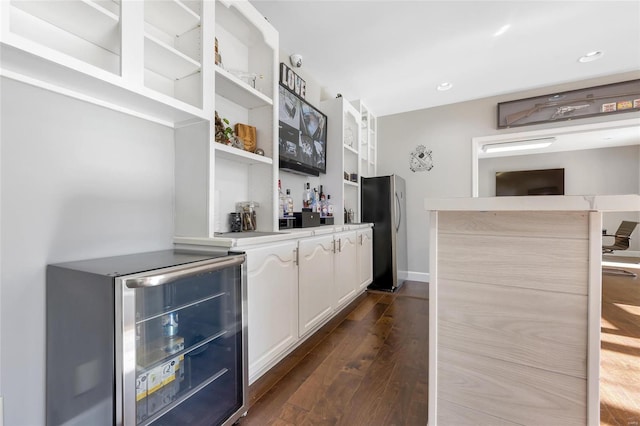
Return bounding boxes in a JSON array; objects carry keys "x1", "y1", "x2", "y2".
[
  {"x1": 174, "y1": 0, "x2": 279, "y2": 237},
  {"x1": 321, "y1": 97, "x2": 362, "y2": 225},
  {"x1": 0, "y1": 0, "x2": 212, "y2": 126},
  {"x1": 352, "y1": 100, "x2": 377, "y2": 178}
]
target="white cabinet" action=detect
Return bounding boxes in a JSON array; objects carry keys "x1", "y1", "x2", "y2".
[
  {"x1": 244, "y1": 241, "x2": 298, "y2": 384},
  {"x1": 333, "y1": 230, "x2": 359, "y2": 309},
  {"x1": 321, "y1": 97, "x2": 361, "y2": 224},
  {"x1": 357, "y1": 228, "x2": 373, "y2": 291},
  {"x1": 297, "y1": 234, "x2": 335, "y2": 337},
  {"x1": 352, "y1": 100, "x2": 377, "y2": 178},
  {"x1": 1, "y1": 0, "x2": 213, "y2": 125}
]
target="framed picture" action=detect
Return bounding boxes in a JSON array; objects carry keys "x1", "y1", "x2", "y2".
[{"x1": 497, "y1": 79, "x2": 640, "y2": 129}]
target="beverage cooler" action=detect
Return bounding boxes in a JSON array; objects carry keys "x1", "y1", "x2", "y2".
[{"x1": 46, "y1": 250, "x2": 247, "y2": 426}]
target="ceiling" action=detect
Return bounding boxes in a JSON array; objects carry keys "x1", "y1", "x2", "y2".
[{"x1": 249, "y1": 0, "x2": 640, "y2": 118}]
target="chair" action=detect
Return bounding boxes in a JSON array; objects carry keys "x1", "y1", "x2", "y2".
[{"x1": 602, "y1": 220, "x2": 639, "y2": 277}]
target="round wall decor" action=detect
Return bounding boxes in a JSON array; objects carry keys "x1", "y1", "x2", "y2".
[{"x1": 409, "y1": 145, "x2": 434, "y2": 172}]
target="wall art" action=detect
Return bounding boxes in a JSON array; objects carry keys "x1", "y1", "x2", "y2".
[
  {"x1": 410, "y1": 145, "x2": 434, "y2": 172},
  {"x1": 497, "y1": 79, "x2": 640, "y2": 129}
]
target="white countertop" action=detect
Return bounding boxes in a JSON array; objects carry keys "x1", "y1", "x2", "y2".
[
  {"x1": 174, "y1": 223, "x2": 373, "y2": 248},
  {"x1": 425, "y1": 194, "x2": 640, "y2": 212}
]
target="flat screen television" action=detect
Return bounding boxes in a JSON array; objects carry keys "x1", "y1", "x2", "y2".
[
  {"x1": 495, "y1": 168, "x2": 565, "y2": 196},
  {"x1": 278, "y1": 84, "x2": 327, "y2": 176}
]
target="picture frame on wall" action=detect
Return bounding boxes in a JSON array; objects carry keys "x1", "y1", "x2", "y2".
[{"x1": 497, "y1": 79, "x2": 640, "y2": 129}]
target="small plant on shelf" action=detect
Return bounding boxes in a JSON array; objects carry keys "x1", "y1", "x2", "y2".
[{"x1": 214, "y1": 111, "x2": 244, "y2": 150}]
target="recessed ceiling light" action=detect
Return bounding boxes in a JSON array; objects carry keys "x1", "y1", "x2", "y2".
[
  {"x1": 578, "y1": 51, "x2": 604, "y2": 63},
  {"x1": 437, "y1": 82, "x2": 453, "y2": 91},
  {"x1": 493, "y1": 24, "x2": 511, "y2": 37}
]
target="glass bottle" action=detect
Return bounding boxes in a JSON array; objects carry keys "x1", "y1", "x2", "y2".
[
  {"x1": 285, "y1": 189, "x2": 294, "y2": 216},
  {"x1": 278, "y1": 179, "x2": 285, "y2": 218}
]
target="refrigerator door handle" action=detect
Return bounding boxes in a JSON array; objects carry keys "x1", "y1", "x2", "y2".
[
  {"x1": 124, "y1": 254, "x2": 246, "y2": 288},
  {"x1": 395, "y1": 192, "x2": 402, "y2": 232}
]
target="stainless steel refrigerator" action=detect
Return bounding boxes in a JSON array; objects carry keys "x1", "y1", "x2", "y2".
[{"x1": 361, "y1": 175, "x2": 408, "y2": 291}]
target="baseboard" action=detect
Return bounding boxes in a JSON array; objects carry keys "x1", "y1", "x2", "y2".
[{"x1": 406, "y1": 271, "x2": 429, "y2": 283}]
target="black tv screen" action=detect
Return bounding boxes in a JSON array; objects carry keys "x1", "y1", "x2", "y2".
[
  {"x1": 278, "y1": 84, "x2": 327, "y2": 176},
  {"x1": 496, "y1": 168, "x2": 565, "y2": 196}
]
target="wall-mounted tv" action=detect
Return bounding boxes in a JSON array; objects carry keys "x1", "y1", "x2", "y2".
[
  {"x1": 278, "y1": 84, "x2": 327, "y2": 176},
  {"x1": 496, "y1": 168, "x2": 565, "y2": 196}
]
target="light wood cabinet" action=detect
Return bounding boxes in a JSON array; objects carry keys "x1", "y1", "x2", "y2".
[{"x1": 244, "y1": 241, "x2": 298, "y2": 384}]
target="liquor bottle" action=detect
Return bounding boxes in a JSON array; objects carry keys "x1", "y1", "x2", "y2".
[
  {"x1": 303, "y1": 182, "x2": 312, "y2": 209},
  {"x1": 326, "y1": 195, "x2": 334, "y2": 216},
  {"x1": 285, "y1": 189, "x2": 294, "y2": 216},
  {"x1": 312, "y1": 188, "x2": 319, "y2": 212},
  {"x1": 278, "y1": 179, "x2": 285, "y2": 218},
  {"x1": 320, "y1": 186, "x2": 327, "y2": 216}
]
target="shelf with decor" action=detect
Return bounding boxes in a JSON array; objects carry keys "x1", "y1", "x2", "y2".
[
  {"x1": 215, "y1": 66, "x2": 273, "y2": 109},
  {"x1": 214, "y1": 142, "x2": 273, "y2": 165},
  {"x1": 321, "y1": 97, "x2": 361, "y2": 225},
  {"x1": 174, "y1": 0, "x2": 279, "y2": 238}
]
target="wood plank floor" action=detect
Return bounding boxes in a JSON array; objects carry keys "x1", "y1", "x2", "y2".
[
  {"x1": 601, "y1": 261, "x2": 640, "y2": 426},
  {"x1": 239, "y1": 281, "x2": 429, "y2": 426}
]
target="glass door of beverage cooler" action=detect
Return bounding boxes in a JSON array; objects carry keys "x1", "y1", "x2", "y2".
[{"x1": 118, "y1": 254, "x2": 247, "y2": 426}]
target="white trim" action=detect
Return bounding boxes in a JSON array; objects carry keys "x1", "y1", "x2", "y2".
[
  {"x1": 428, "y1": 211, "x2": 438, "y2": 426},
  {"x1": 587, "y1": 212, "x2": 602, "y2": 426},
  {"x1": 406, "y1": 271, "x2": 429, "y2": 283},
  {"x1": 471, "y1": 117, "x2": 640, "y2": 197}
]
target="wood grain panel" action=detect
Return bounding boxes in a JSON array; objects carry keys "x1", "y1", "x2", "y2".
[
  {"x1": 438, "y1": 233, "x2": 589, "y2": 294},
  {"x1": 438, "y1": 399, "x2": 524, "y2": 426},
  {"x1": 438, "y1": 348, "x2": 587, "y2": 425},
  {"x1": 438, "y1": 210, "x2": 589, "y2": 239},
  {"x1": 438, "y1": 278, "x2": 587, "y2": 378}
]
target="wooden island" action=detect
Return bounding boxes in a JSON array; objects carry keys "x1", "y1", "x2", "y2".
[{"x1": 425, "y1": 195, "x2": 640, "y2": 426}]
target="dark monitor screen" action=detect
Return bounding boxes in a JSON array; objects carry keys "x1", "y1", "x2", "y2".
[
  {"x1": 495, "y1": 168, "x2": 565, "y2": 196},
  {"x1": 278, "y1": 84, "x2": 327, "y2": 176}
]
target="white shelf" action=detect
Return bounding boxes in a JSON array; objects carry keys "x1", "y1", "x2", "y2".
[
  {"x1": 0, "y1": 43, "x2": 206, "y2": 127},
  {"x1": 344, "y1": 180, "x2": 359, "y2": 188},
  {"x1": 145, "y1": 34, "x2": 201, "y2": 81},
  {"x1": 215, "y1": 66, "x2": 272, "y2": 108},
  {"x1": 344, "y1": 144, "x2": 358, "y2": 155},
  {"x1": 214, "y1": 142, "x2": 272, "y2": 165},
  {"x1": 11, "y1": 0, "x2": 120, "y2": 54},
  {"x1": 145, "y1": 1, "x2": 200, "y2": 36}
]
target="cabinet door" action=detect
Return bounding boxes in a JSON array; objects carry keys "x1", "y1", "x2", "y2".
[
  {"x1": 358, "y1": 228, "x2": 373, "y2": 291},
  {"x1": 245, "y1": 241, "x2": 298, "y2": 383},
  {"x1": 298, "y1": 235, "x2": 334, "y2": 337},
  {"x1": 334, "y1": 231, "x2": 359, "y2": 309}
]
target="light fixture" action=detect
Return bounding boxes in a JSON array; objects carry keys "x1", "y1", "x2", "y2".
[
  {"x1": 493, "y1": 24, "x2": 511, "y2": 37},
  {"x1": 578, "y1": 51, "x2": 604, "y2": 63},
  {"x1": 437, "y1": 82, "x2": 453, "y2": 91},
  {"x1": 482, "y1": 137, "x2": 556, "y2": 153}
]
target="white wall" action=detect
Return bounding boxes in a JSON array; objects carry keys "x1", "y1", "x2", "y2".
[
  {"x1": 0, "y1": 78, "x2": 175, "y2": 425},
  {"x1": 378, "y1": 71, "x2": 640, "y2": 278}
]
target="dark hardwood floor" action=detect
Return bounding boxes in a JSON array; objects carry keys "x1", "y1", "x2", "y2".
[
  {"x1": 239, "y1": 281, "x2": 429, "y2": 426},
  {"x1": 601, "y1": 260, "x2": 640, "y2": 426}
]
